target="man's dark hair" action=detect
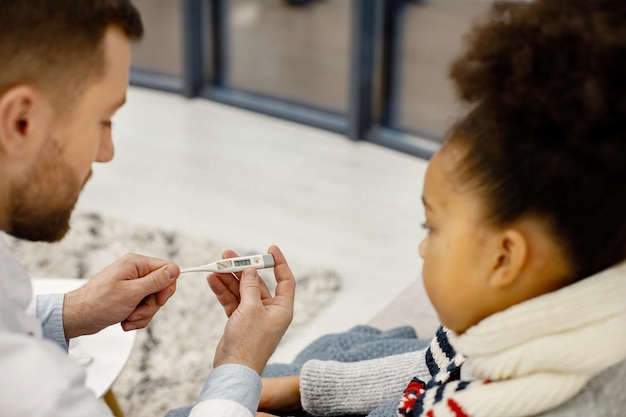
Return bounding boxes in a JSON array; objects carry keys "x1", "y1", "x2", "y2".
[
  {"x1": 447, "y1": 0, "x2": 626, "y2": 280},
  {"x1": 0, "y1": 0, "x2": 143, "y2": 111}
]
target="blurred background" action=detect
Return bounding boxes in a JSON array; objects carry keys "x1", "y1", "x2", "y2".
[
  {"x1": 87, "y1": 0, "x2": 500, "y2": 359},
  {"x1": 129, "y1": 0, "x2": 493, "y2": 159},
  {"x1": 65, "y1": 3, "x2": 503, "y2": 405}
]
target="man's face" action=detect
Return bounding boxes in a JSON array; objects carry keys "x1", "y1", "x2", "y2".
[{"x1": 8, "y1": 26, "x2": 130, "y2": 241}]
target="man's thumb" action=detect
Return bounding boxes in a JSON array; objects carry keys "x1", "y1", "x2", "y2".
[
  {"x1": 134, "y1": 264, "x2": 179, "y2": 293},
  {"x1": 238, "y1": 268, "x2": 261, "y2": 302}
]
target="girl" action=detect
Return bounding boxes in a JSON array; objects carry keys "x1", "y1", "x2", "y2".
[{"x1": 257, "y1": 0, "x2": 626, "y2": 415}]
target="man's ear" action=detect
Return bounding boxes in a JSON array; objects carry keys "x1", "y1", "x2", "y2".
[
  {"x1": 489, "y1": 228, "x2": 527, "y2": 289},
  {"x1": 0, "y1": 85, "x2": 49, "y2": 157}
]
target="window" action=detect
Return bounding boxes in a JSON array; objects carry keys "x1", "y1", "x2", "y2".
[{"x1": 130, "y1": 0, "x2": 494, "y2": 158}]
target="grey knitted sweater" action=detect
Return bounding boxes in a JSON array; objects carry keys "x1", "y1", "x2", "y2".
[{"x1": 262, "y1": 325, "x2": 626, "y2": 417}]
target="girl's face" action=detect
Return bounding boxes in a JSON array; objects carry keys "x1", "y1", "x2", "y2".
[
  {"x1": 419, "y1": 143, "x2": 576, "y2": 334},
  {"x1": 419, "y1": 144, "x2": 504, "y2": 334}
]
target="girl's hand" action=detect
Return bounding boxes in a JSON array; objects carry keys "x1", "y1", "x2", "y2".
[{"x1": 259, "y1": 375, "x2": 302, "y2": 413}]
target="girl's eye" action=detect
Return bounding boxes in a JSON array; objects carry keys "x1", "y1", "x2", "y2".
[
  {"x1": 101, "y1": 120, "x2": 113, "y2": 129},
  {"x1": 421, "y1": 222, "x2": 431, "y2": 232}
]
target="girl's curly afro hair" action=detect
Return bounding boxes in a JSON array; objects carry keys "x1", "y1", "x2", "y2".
[{"x1": 446, "y1": 0, "x2": 626, "y2": 279}]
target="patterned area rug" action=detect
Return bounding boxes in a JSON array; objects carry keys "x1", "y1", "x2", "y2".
[{"x1": 5, "y1": 211, "x2": 342, "y2": 417}]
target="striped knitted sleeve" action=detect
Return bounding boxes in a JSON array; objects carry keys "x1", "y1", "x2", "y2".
[{"x1": 299, "y1": 347, "x2": 430, "y2": 416}]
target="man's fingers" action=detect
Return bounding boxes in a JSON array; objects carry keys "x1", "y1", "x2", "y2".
[
  {"x1": 207, "y1": 273, "x2": 240, "y2": 316},
  {"x1": 122, "y1": 294, "x2": 159, "y2": 331},
  {"x1": 123, "y1": 253, "x2": 173, "y2": 279},
  {"x1": 155, "y1": 283, "x2": 176, "y2": 306},
  {"x1": 238, "y1": 268, "x2": 263, "y2": 305},
  {"x1": 267, "y1": 246, "x2": 296, "y2": 302},
  {"x1": 209, "y1": 270, "x2": 241, "y2": 298},
  {"x1": 222, "y1": 249, "x2": 239, "y2": 259},
  {"x1": 128, "y1": 263, "x2": 179, "y2": 296},
  {"x1": 257, "y1": 274, "x2": 272, "y2": 301}
]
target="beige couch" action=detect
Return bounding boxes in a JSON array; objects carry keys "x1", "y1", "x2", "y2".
[{"x1": 368, "y1": 277, "x2": 440, "y2": 340}]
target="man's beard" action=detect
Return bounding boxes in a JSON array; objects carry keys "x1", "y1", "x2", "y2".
[{"x1": 8, "y1": 139, "x2": 89, "y2": 242}]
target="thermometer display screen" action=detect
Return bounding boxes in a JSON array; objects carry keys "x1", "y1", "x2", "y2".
[{"x1": 234, "y1": 259, "x2": 252, "y2": 267}]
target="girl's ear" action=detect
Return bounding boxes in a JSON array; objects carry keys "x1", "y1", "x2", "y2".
[{"x1": 489, "y1": 228, "x2": 527, "y2": 289}]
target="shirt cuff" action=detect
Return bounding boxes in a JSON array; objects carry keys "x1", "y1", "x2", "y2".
[
  {"x1": 36, "y1": 293, "x2": 68, "y2": 352},
  {"x1": 194, "y1": 364, "x2": 261, "y2": 416}
]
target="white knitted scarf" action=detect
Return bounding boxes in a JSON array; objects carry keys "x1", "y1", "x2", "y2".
[{"x1": 398, "y1": 261, "x2": 626, "y2": 417}]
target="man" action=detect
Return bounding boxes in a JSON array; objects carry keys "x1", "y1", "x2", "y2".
[{"x1": 0, "y1": 1, "x2": 295, "y2": 416}]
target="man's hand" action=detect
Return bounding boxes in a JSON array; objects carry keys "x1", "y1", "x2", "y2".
[
  {"x1": 62, "y1": 253, "x2": 180, "y2": 339},
  {"x1": 208, "y1": 245, "x2": 295, "y2": 375}
]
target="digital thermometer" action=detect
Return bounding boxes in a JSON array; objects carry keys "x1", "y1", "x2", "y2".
[{"x1": 179, "y1": 254, "x2": 275, "y2": 274}]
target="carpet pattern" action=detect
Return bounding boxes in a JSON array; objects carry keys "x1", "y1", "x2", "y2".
[{"x1": 5, "y1": 212, "x2": 342, "y2": 416}]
